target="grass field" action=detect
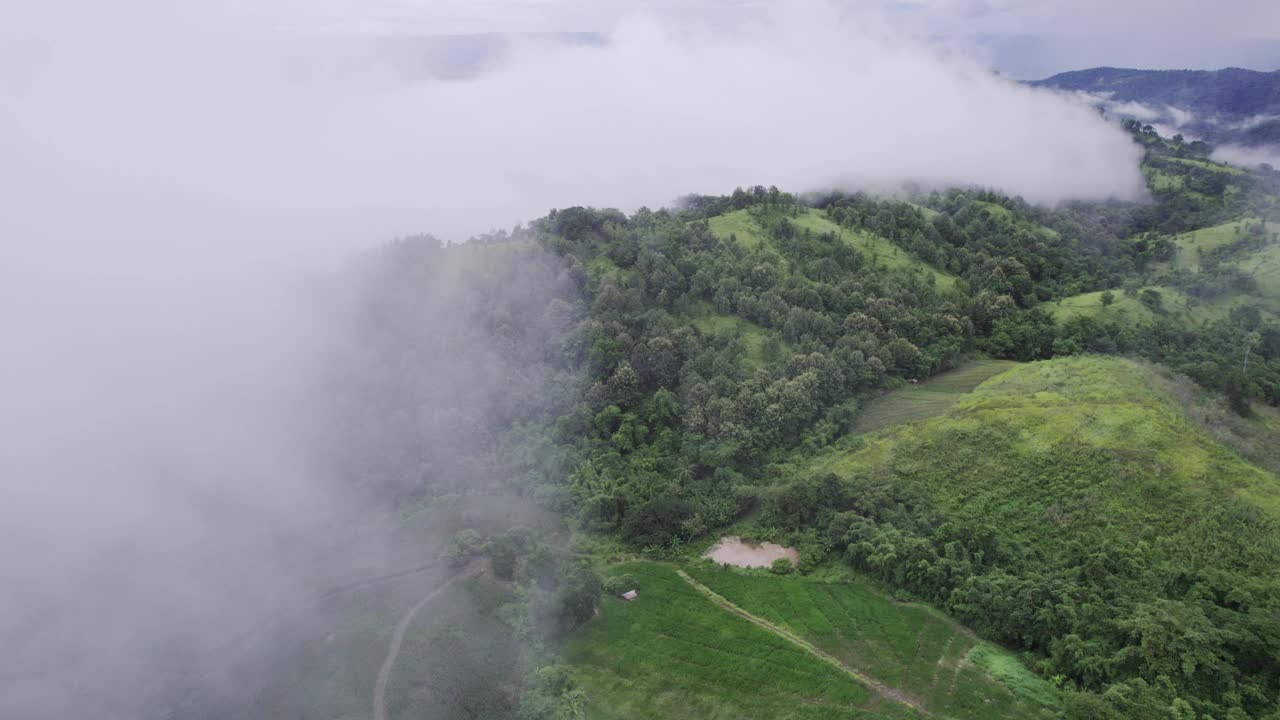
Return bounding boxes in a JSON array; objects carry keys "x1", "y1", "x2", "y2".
[
  {"x1": 1223, "y1": 236, "x2": 1280, "y2": 300},
  {"x1": 1164, "y1": 217, "x2": 1275, "y2": 271},
  {"x1": 685, "y1": 301, "x2": 784, "y2": 369},
  {"x1": 853, "y1": 360, "x2": 1019, "y2": 433},
  {"x1": 706, "y1": 208, "x2": 771, "y2": 249},
  {"x1": 685, "y1": 566, "x2": 1060, "y2": 719},
  {"x1": 706, "y1": 208, "x2": 957, "y2": 289},
  {"x1": 808, "y1": 356, "x2": 1280, "y2": 569},
  {"x1": 565, "y1": 563, "x2": 920, "y2": 720}
]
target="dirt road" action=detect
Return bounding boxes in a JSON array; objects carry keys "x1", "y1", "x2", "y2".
[{"x1": 372, "y1": 559, "x2": 486, "y2": 720}]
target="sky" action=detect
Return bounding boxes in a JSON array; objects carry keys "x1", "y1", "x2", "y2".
[{"x1": 275, "y1": 0, "x2": 1280, "y2": 78}]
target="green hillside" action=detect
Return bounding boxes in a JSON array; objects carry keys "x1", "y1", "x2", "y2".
[
  {"x1": 707, "y1": 207, "x2": 958, "y2": 289},
  {"x1": 784, "y1": 356, "x2": 1280, "y2": 718},
  {"x1": 1163, "y1": 217, "x2": 1276, "y2": 271},
  {"x1": 1043, "y1": 285, "x2": 1234, "y2": 325}
]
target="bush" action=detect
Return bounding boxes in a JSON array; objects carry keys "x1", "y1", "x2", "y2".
[
  {"x1": 770, "y1": 558, "x2": 794, "y2": 574},
  {"x1": 602, "y1": 574, "x2": 639, "y2": 595}
]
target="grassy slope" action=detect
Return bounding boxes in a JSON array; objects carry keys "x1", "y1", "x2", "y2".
[
  {"x1": 1050, "y1": 219, "x2": 1280, "y2": 328},
  {"x1": 1042, "y1": 285, "x2": 1235, "y2": 325},
  {"x1": 1166, "y1": 217, "x2": 1275, "y2": 271},
  {"x1": 854, "y1": 360, "x2": 1020, "y2": 434},
  {"x1": 808, "y1": 356, "x2": 1280, "y2": 570},
  {"x1": 686, "y1": 566, "x2": 1060, "y2": 720},
  {"x1": 564, "y1": 563, "x2": 916, "y2": 720},
  {"x1": 685, "y1": 301, "x2": 783, "y2": 370},
  {"x1": 975, "y1": 201, "x2": 1060, "y2": 239},
  {"x1": 707, "y1": 208, "x2": 957, "y2": 289}
]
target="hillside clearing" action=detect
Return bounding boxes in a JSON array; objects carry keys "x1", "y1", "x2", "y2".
[{"x1": 853, "y1": 360, "x2": 1019, "y2": 433}]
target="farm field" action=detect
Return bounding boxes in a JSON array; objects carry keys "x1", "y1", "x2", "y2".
[
  {"x1": 564, "y1": 561, "x2": 1057, "y2": 720},
  {"x1": 563, "y1": 563, "x2": 916, "y2": 720},
  {"x1": 853, "y1": 360, "x2": 1018, "y2": 433},
  {"x1": 685, "y1": 566, "x2": 1060, "y2": 720}
]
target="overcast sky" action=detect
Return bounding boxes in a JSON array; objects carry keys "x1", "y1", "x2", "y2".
[{"x1": 272, "y1": 0, "x2": 1280, "y2": 77}]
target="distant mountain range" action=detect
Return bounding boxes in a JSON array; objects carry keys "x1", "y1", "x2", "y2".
[{"x1": 1032, "y1": 67, "x2": 1280, "y2": 148}]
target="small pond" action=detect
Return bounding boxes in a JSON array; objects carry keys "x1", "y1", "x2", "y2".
[{"x1": 702, "y1": 536, "x2": 799, "y2": 568}]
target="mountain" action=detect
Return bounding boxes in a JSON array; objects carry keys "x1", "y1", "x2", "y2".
[{"x1": 1033, "y1": 67, "x2": 1280, "y2": 148}]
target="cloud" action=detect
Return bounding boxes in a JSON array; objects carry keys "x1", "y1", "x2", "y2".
[{"x1": 1214, "y1": 143, "x2": 1280, "y2": 168}]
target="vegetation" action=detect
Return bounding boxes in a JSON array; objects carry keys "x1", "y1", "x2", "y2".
[
  {"x1": 564, "y1": 562, "x2": 920, "y2": 720},
  {"x1": 853, "y1": 359, "x2": 1019, "y2": 433},
  {"x1": 784, "y1": 357, "x2": 1280, "y2": 720},
  {"x1": 686, "y1": 565, "x2": 1061, "y2": 719}
]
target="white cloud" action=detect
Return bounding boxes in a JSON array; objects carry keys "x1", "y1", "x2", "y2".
[{"x1": 1214, "y1": 143, "x2": 1280, "y2": 168}]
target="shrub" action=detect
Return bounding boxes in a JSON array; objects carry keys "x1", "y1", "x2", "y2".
[{"x1": 603, "y1": 574, "x2": 639, "y2": 595}]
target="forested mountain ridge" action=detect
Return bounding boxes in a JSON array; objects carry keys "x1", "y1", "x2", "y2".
[{"x1": 1033, "y1": 67, "x2": 1280, "y2": 147}]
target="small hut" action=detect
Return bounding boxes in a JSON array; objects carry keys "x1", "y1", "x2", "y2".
[{"x1": 621, "y1": 590, "x2": 638, "y2": 601}]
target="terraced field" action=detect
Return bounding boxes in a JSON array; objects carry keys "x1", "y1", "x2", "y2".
[
  {"x1": 853, "y1": 360, "x2": 1019, "y2": 433},
  {"x1": 686, "y1": 567, "x2": 1060, "y2": 720},
  {"x1": 564, "y1": 563, "x2": 918, "y2": 720}
]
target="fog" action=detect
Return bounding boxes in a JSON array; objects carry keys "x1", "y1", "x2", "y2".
[
  {"x1": 1215, "y1": 143, "x2": 1280, "y2": 169},
  {"x1": 1, "y1": 1, "x2": 1147, "y2": 718}
]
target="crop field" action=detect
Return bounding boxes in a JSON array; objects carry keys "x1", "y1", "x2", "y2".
[
  {"x1": 853, "y1": 360, "x2": 1018, "y2": 433},
  {"x1": 685, "y1": 566, "x2": 1060, "y2": 720},
  {"x1": 564, "y1": 563, "x2": 918, "y2": 720}
]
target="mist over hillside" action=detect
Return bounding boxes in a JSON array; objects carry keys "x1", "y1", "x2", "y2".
[{"x1": 4, "y1": 2, "x2": 1280, "y2": 720}]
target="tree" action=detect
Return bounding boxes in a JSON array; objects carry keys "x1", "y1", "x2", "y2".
[
  {"x1": 1100, "y1": 291, "x2": 1115, "y2": 308},
  {"x1": 555, "y1": 562, "x2": 602, "y2": 632},
  {"x1": 489, "y1": 537, "x2": 518, "y2": 580}
]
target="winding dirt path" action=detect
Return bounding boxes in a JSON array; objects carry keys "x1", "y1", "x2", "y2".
[
  {"x1": 372, "y1": 559, "x2": 485, "y2": 720},
  {"x1": 675, "y1": 569, "x2": 933, "y2": 717}
]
